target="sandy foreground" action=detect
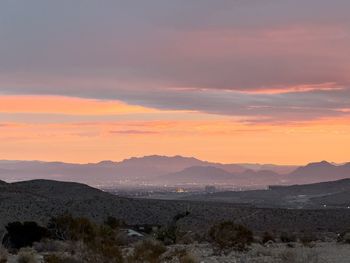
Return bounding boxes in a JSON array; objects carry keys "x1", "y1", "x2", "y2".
[{"x1": 6, "y1": 242, "x2": 350, "y2": 263}]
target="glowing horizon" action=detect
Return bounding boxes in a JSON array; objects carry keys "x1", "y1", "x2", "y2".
[{"x1": 1, "y1": 94, "x2": 349, "y2": 165}]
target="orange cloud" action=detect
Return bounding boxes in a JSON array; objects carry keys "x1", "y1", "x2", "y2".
[
  {"x1": 0, "y1": 95, "x2": 160, "y2": 115},
  {"x1": 242, "y1": 82, "x2": 344, "y2": 95}
]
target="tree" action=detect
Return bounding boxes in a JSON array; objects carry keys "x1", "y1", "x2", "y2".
[
  {"x1": 2, "y1": 222, "x2": 49, "y2": 249},
  {"x1": 209, "y1": 221, "x2": 253, "y2": 252}
]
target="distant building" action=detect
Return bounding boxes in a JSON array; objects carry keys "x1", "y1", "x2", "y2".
[{"x1": 176, "y1": 188, "x2": 186, "y2": 193}]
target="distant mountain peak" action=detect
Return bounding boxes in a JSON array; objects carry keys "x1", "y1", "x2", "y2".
[
  {"x1": 120, "y1": 155, "x2": 203, "y2": 165},
  {"x1": 143, "y1": 155, "x2": 199, "y2": 161},
  {"x1": 306, "y1": 160, "x2": 334, "y2": 168}
]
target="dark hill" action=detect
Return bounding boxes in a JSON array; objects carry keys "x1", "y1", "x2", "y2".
[
  {"x1": 183, "y1": 178, "x2": 350, "y2": 208},
  {"x1": 2, "y1": 179, "x2": 350, "y2": 237}
]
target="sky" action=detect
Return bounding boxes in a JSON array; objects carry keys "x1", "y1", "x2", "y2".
[{"x1": 0, "y1": 0, "x2": 350, "y2": 164}]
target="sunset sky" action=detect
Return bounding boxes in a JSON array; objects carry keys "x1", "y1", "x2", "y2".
[{"x1": 1, "y1": 0, "x2": 350, "y2": 164}]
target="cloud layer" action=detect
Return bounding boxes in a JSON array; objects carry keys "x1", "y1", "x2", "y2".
[{"x1": 1, "y1": 0, "x2": 350, "y2": 122}]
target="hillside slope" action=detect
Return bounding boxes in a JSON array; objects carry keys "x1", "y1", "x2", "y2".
[
  {"x1": 1, "y1": 179, "x2": 350, "y2": 237},
  {"x1": 183, "y1": 178, "x2": 350, "y2": 208}
]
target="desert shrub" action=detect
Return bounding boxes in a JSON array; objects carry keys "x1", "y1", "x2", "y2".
[
  {"x1": 280, "y1": 232, "x2": 297, "y2": 243},
  {"x1": 155, "y1": 225, "x2": 177, "y2": 245},
  {"x1": 72, "y1": 224, "x2": 123, "y2": 263},
  {"x1": 279, "y1": 250, "x2": 297, "y2": 263},
  {"x1": 17, "y1": 247, "x2": 38, "y2": 263},
  {"x1": 44, "y1": 254, "x2": 82, "y2": 263},
  {"x1": 33, "y1": 239, "x2": 69, "y2": 253},
  {"x1": 254, "y1": 246, "x2": 273, "y2": 257},
  {"x1": 104, "y1": 216, "x2": 124, "y2": 230},
  {"x1": 3, "y1": 222, "x2": 49, "y2": 249},
  {"x1": 0, "y1": 246, "x2": 8, "y2": 263},
  {"x1": 179, "y1": 255, "x2": 197, "y2": 263},
  {"x1": 47, "y1": 214, "x2": 73, "y2": 241},
  {"x1": 132, "y1": 239, "x2": 166, "y2": 263},
  {"x1": 47, "y1": 214, "x2": 96, "y2": 242},
  {"x1": 82, "y1": 238, "x2": 123, "y2": 263},
  {"x1": 209, "y1": 221, "x2": 253, "y2": 252},
  {"x1": 115, "y1": 231, "x2": 131, "y2": 246},
  {"x1": 173, "y1": 211, "x2": 190, "y2": 222},
  {"x1": 156, "y1": 211, "x2": 190, "y2": 245},
  {"x1": 161, "y1": 247, "x2": 198, "y2": 263},
  {"x1": 176, "y1": 231, "x2": 197, "y2": 245},
  {"x1": 48, "y1": 215, "x2": 123, "y2": 263},
  {"x1": 337, "y1": 230, "x2": 350, "y2": 243},
  {"x1": 262, "y1": 231, "x2": 275, "y2": 244},
  {"x1": 81, "y1": 224, "x2": 123, "y2": 263},
  {"x1": 299, "y1": 232, "x2": 317, "y2": 246},
  {"x1": 44, "y1": 254, "x2": 64, "y2": 263},
  {"x1": 179, "y1": 252, "x2": 198, "y2": 263},
  {"x1": 279, "y1": 248, "x2": 320, "y2": 263}
]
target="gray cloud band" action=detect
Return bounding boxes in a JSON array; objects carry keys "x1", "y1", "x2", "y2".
[{"x1": 2, "y1": 84, "x2": 350, "y2": 122}]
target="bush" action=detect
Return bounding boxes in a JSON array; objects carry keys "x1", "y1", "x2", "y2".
[
  {"x1": 162, "y1": 248, "x2": 198, "y2": 263},
  {"x1": 279, "y1": 249, "x2": 320, "y2": 263},
  {"x1": 179, "y1": 252, "x2": 198, "y2": 263},
  {"x1": 44, "y1": 254, "x2": 82, "y2": 263},
  {"x1": 17, "y1": 247, "x2": 38, "y2": 263},
  {"x1": 78, "y1": 224, "x2": 123, "y2": 263},
  {"x1": 262, "y1": 231, "x2": 275, "y2": 244},
  {"x1": 104, "y1": 216, "x2": 124, "y2": 230},
  {"x1": 44, "y1": 254, "x2": 64, "y2": 263},
  {"x1": 48, "y1": 215, "x2": 124, "y2": 263},
  {"x1": 176, "y1": 231, "x2": 197, "y2": 245},
  {"x1": 280, "y1": 232, "x2": 297, "y2": 243},
  {"x1": 209, "y1": 221, "x2": 253, "y2": 252},
  {"x1": 155, "y1": 225, "x2": 177, "y2": 245},
  {"x1": 0, "y1": 246, "x2": 8, "y2": 263},
  {"x1": 3, "y1": 222, "x2": 49, "y2": 249},
  {"x1": 47, "y1": 214, "x2": 96, "y2": 242},
  {"x1": 299, "y1": 232, "x2": 317, "y2": 246},
  {"x1": 155, "y1": 211, "x2": 190, "y2": 245},
  {"x1": 33, "y1": 239, "x2": 68, "y2": 253},
  {"x1": 82, "y1": 240, "x2": 123, "y2": 263},
  {"x1": 179, "y1": 254, "x2": 199, "y2": 263},
  {"x1": 132, "y1": 239, "x2": 166, "y2": 263},
  {"x1": 337, "y1": 230, "x2": 350, "y2": 243}
]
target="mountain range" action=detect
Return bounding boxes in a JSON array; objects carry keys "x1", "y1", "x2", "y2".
[{"x1": 0, "y1": 156, "x2": 349, "y2": 187}]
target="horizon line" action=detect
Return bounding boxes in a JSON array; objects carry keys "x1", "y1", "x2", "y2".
[{"x1": 0, "y1": 154, "x2": 345, "y2": 167}]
